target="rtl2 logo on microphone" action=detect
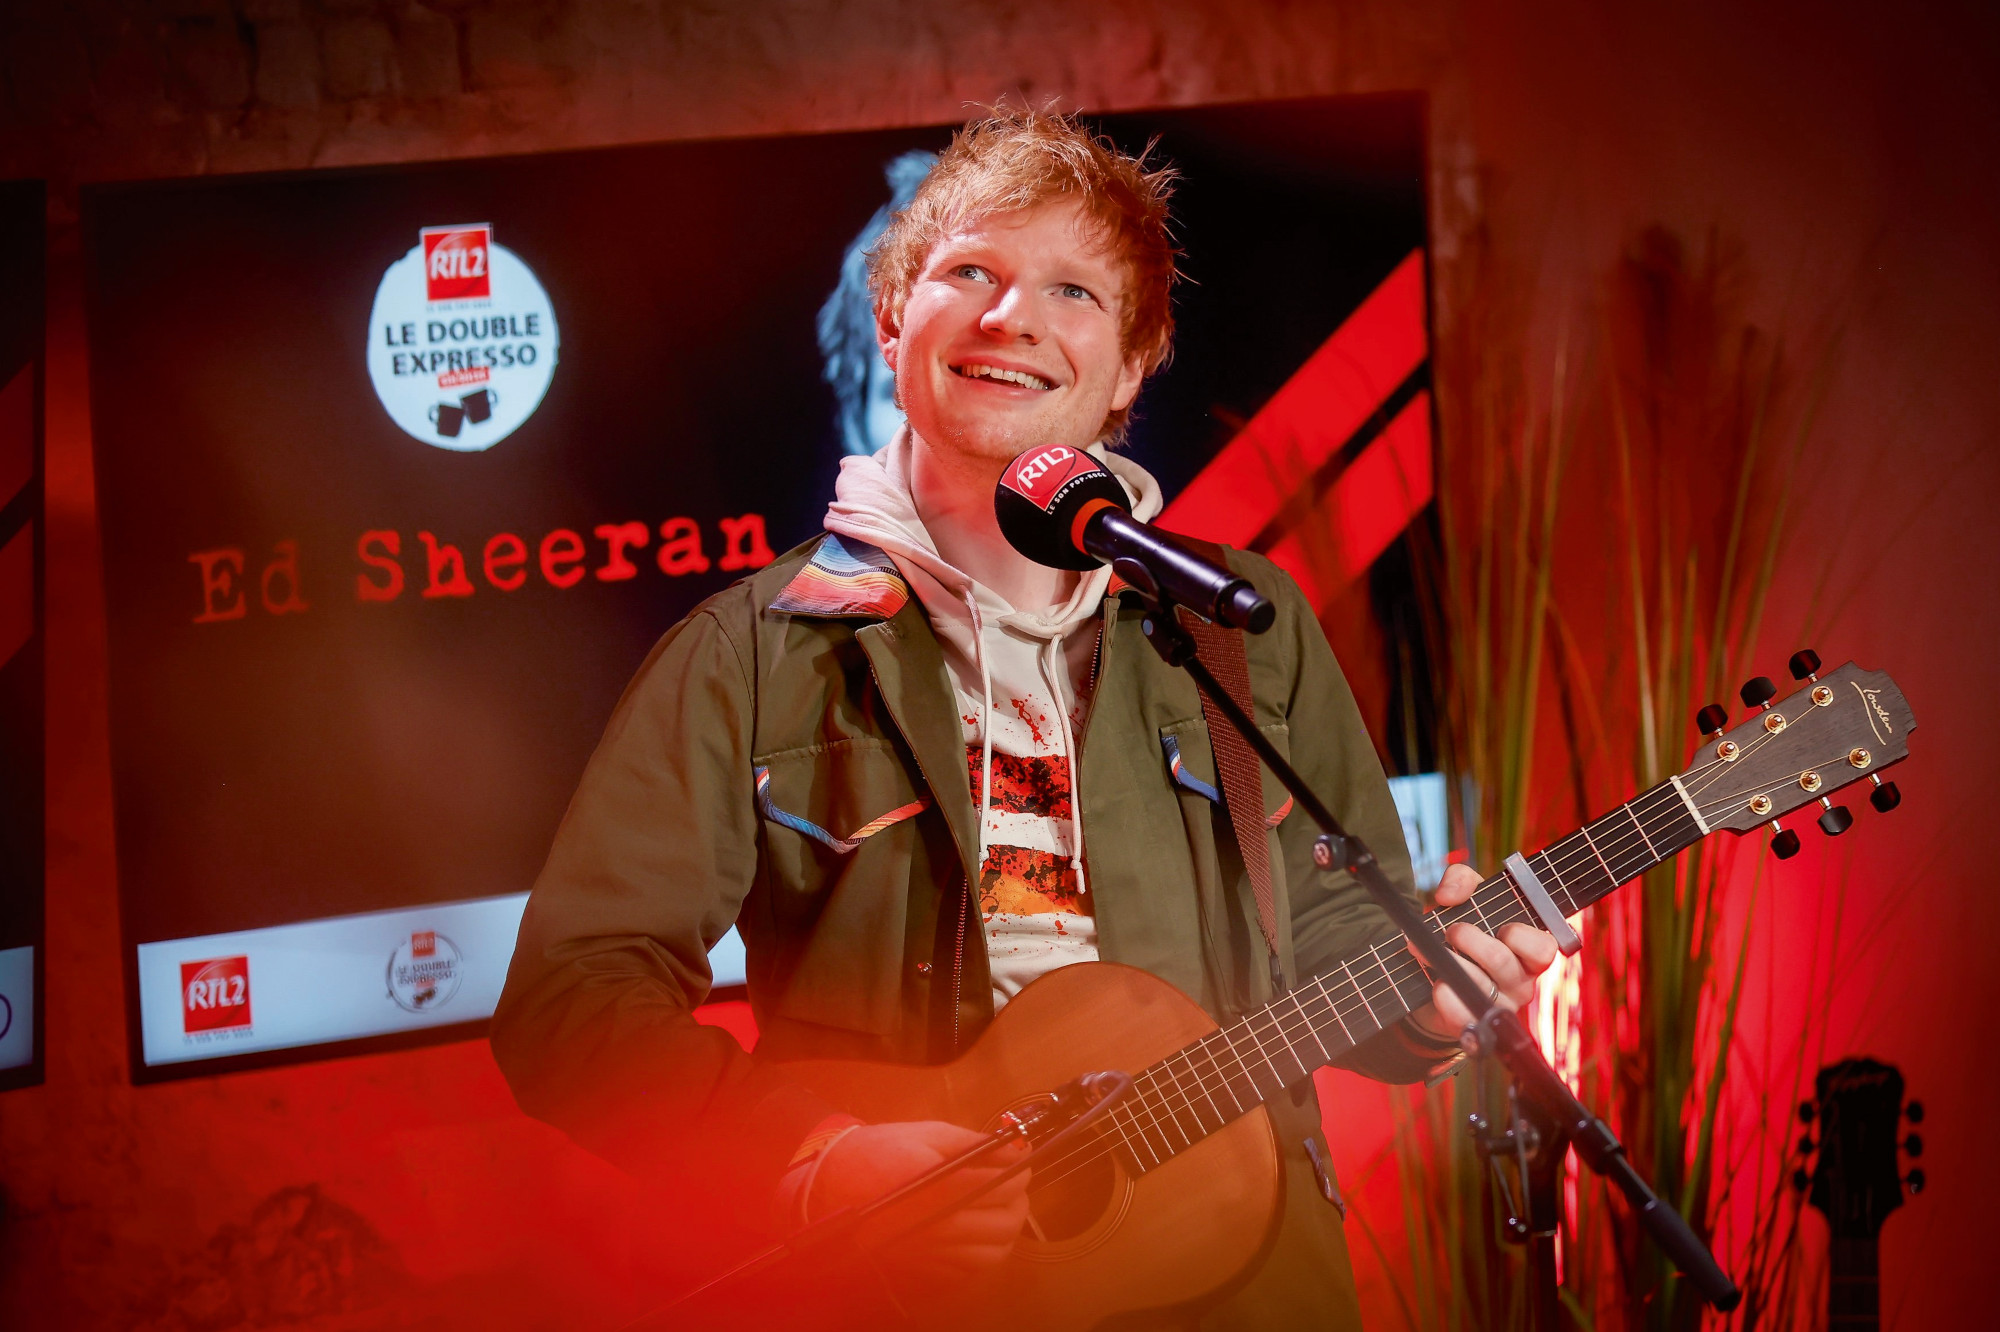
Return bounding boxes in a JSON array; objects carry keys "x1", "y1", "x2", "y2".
[
  {"x1": 1001, "y1": 445, "x2": 1099, "y2": 513},
  {"x1": 181, "y1": 955, "x2": 252, "y2": 1034}
]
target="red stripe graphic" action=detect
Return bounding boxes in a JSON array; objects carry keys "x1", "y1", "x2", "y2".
[
  {"x1": 965, "y1": 746, "x2": 1074, "y2": 819},
  {"x1": 1158, "y1": 249, "x2": 1432, "y2": 604},
  {"x1": 0, "y1": 523, "x2": 32, "y2": 672},
  {"x1": 0, "y1": 364, "x2": 29, "y2": 516}
]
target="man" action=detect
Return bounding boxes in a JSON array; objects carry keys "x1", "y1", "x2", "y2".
[{"x1": 492, "y1": 110, "x2": 1557, "y2": 1327}]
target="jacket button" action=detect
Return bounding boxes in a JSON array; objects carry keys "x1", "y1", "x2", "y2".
[{"x1": 915, "y1": 961, "x2": 933, "y2": 976}]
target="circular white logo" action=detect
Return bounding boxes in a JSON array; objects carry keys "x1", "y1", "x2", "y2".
[
  {"x1": 366, "y1": 224, "x2": 559, "y2": 452},
  {"x1": 386, "y1": 931, "x2": 463, "y2": 1013}
]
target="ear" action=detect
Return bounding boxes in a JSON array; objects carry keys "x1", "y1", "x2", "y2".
[
  {"x1": 1109, "y1": 347, "x2": 1147, "y2": 413},
  {"x1": 875, "y1": 298, "x2": 901, "y2": 376}
]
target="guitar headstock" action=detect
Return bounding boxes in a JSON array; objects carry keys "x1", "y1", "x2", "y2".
[
  {"x1": 1794, "y1": 1058, "x2": 1925, "y2": 1239},
  {"x1": 1679, "y1": 655, "x2": 1917, "y2": 853}
]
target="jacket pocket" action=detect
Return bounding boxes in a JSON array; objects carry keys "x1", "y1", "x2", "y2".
[
  {"x1": 754, "y1": 763, "x2": 931, "y2": 854},
  {"x1": 752, "y1": 739, "x2": 938, "y2": 1039}
]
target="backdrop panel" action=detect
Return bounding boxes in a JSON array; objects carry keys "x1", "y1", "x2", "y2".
[
  {"x1": 0, "y1": 179, "x2": 45, "y2": 1092},
  {"x1": 82, "y1": 96, "x2": 1431, "y2": 1080}
]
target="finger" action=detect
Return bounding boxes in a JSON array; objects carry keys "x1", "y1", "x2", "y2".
[
  {"x1": 1444, "y1": 922, "x2": 1527, "y2": 998},
  {"x1": 1431, "y1": 863, "x2": 1483, "y2": 907},
  {"x1": 1496, "y1": 920, "x2": 1560, "y2": 978},
  {"x1": 930, "y1": 1206, "x2": 1031, "y2": 1245}
]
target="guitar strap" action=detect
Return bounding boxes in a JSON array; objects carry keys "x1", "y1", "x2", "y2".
[{"x1": 1174, "y1": 600, "x2": 1286, "y2": 991}]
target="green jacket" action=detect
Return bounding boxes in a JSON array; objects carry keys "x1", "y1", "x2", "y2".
[{"x1": 492, "y1": 533, "x2": 1438, "y2": 1315}]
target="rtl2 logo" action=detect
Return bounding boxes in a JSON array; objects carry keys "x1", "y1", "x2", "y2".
[
  {"x1": 422, "y1": 224, "x2": 492, "y2": 302},
  {"x1": 181, "y1": 956, "x2": 251, "y2": 1033}
]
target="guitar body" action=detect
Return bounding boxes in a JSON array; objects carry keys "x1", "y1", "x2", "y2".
[{"x1": 782, "y1": 961, "x2": 1283, "y2": 1330}]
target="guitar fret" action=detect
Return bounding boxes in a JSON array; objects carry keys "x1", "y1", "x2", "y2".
[
  {"x1": 1575, "y1": 822, "x2": 1618, "y2": 890},
  {"x1": 1345, "y1": 962, "x2": 1381, "y2": 1028},
  {"x1": 1531, "y1": 849, "x2": 1578, "y2": 917},
  {"x1": 1300, "y1": 985, "x2": 1335, "y2": 1062},
  {"x1": 1146, "y1": 1068, "x2": 1195, "y2": 1150},
  {"x1": 1170, "y1": 1049, "x2": 1221, "y2": 1134},
  {"x1": 1316, "y1": 975, "x2": 1357, "y2": 1045},
  {"x1": 1154, "y1": 1061, "x2": 1198, "y2": 1146},
  {"x1": 1212, "y1": 1028, "x2": 1257, "y2": 1114},
  {"x1": 1373, "y1": 954, "x2": 1406, "y2": 1026},
  {"x1": 1622, "y1": 802, "x2": 1659, "y2": 860},
  {"x1": 1241, "y1": 1009, "x2": 1292, "y2": 1099},
  {"x1": 1269, "y1": 994, "x2": 1316, "y2": 1086}
]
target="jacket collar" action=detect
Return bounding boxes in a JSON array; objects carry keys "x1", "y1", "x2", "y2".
[
  {"x1": 771, "y1": 530, "x2": 1132, "y2": 620},
  {"x1": 769, "y1": 533, "x2": 910, "y2": 619}
]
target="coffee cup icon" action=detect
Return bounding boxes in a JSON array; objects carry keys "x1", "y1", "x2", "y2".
[
  {"x1": 460, "y1": 388, "x2": 499, "y2": 424},
  {"x1": 430, "y1": 401, "x2": 466, "y2": 438}
]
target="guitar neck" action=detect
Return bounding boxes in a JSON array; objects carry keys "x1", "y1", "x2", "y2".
[
  {"x1": 1101, "y1": 777, "x2": 1709, "y2": 1172},
  {"x1": 1829, "y1": 1237, "x2": 1880, "y2": 1330}
]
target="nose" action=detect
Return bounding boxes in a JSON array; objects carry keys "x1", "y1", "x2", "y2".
[{"x1": 978, "y1": 282, "x2": 1042, "y2": 343}]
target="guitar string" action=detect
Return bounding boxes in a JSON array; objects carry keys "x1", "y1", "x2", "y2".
[
  {"x1": 1103, "y1": 772, "x2": 1791, "y2": 1165},
  {"x1": 1028, "y1": 783, "x2": 1693, "y2": 1182},
  {"x1": 1026, "y1": 721, "x2": 1863, "y2": 1190},
  {"x1": 1049, "y1": 737, "x2": 1863, "y2": 1189}
]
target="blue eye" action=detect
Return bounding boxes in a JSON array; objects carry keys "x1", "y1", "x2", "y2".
[{"x1": 1061, "y1": 284, "x2": 1091, "y2": 300}]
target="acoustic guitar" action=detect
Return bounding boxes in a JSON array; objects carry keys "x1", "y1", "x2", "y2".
[
  {"x1": 1798, "y1": 1058, "x2": 1926, "y2": 1330},
  {"x1": 680, "y1": 656, "x2": 1916, "y2": 1329}
]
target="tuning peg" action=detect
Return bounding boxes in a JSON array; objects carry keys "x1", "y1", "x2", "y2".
[
  {"x1": 1792, "y1": 1167, "x2": 1810, "y2": 1191},
  {"x1": 1789, "y1": 649, "x2": 1822, "y2": 681},
  {"x1": 1870, "y1": 777, "x2": 1901, "y2": 813},
  {"x1": 1696, "y1": 703, "x2": 1730, "y2": 736},
  {"x1": 1906, "y1": 1101, "x2": 1925, "y2": 1124},
  {"x1": 1798, "y1": 1101, "x2": 1817, "y2": 1125},
  {"x1": 1818, "y1": 802, "x2": 1854, "y2": 836},
  {"x1": 1904, "y1": 1133, "x2": 1924, "y2": 1158},
  {"x1": 1772, "y1": 826, "x2": 1802, "y2": 859},
  {"x1": 1797, "y1": 1133, "x2": 1815, "y2": 1155},
  {"x1": 1741, "y1": 676, "x2": 1778, "y2": 708},
  {"x1": 1906, "y1": 1169, "x2": 1926, "y2": 1194}
]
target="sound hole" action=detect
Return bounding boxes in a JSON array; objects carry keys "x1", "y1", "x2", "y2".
[{"x1": 1023, "y1": 1126, "x2": 1118, "y2": 1243}]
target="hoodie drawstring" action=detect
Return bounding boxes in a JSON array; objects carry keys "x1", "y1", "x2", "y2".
[
  {"x1": 965, "y1": 591, "x2": 996, "y2": 879},
  {"x1": 1039, "y1": 634, "x2": 1088, "y2": 901}
]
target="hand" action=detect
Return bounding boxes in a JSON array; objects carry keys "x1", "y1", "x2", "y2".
[
  {"x1": 811, "y1": 1120, "x2": 1031, "y2": 1275},
  {"x1": 1409, "y1": 862, "x2": 1561, "y2": 1040}
]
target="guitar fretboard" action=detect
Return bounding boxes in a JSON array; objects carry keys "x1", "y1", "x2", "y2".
[
  {"x1": 1829, "y1": 1238, "x2": 1880, "y2": 1329},
  {"x1": 1098, "y1": 778, "x2": 1707, "y2": 1173}
]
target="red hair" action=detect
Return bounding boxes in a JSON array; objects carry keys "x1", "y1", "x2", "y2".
[{"x1": 869, "y1": 108, "x2": 1182, "y2": 438}]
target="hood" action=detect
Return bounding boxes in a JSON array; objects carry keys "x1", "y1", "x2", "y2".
[{"x1": 823, "y1": 427, "x2": 1164, "y2": 643}]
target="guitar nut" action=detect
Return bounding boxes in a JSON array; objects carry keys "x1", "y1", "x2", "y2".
[
  {"x1": 1800, "y1": 772, "x2": 1822, "y2": 793},
  {"x1": 1764, "y1": 712, "x2": 1787, "y2": 733},
  {"x1": 1717, "y1": 740, "x2": 1740, "y2": 761},
  {"x1": 1849, "y1": 748, "x2": 1871, "y2": 768},
  {"x1": 1749, "y1": 795, "x2": 1773, "y2": 816},
  {"x1": 1812, "y1": 685, "x2": 1834, "y2": 706}
]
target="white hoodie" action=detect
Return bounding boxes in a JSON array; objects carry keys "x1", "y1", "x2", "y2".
[{"x1": 824, "y1": 431, "x2": 1165, "y2": 1009}]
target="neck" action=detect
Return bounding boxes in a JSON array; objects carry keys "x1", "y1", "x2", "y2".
[{"x1": 906, "y1": 428, "x2": 1075, "y2": 614}]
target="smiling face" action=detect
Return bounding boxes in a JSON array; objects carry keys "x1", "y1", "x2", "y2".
[{"x1": 878, "y1": 198, "x2": 1147, "y2": 471}]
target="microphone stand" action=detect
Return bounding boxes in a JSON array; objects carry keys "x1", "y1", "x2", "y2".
[{"x1": 1121, "y1": 568, "x2": 1740, "y2": 1315}]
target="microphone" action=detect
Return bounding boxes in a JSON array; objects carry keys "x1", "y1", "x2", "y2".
[{"x1": 994, "y1": 445, "x2": 1276, "y2": 633}]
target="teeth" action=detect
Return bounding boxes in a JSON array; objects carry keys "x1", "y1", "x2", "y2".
[{"x1": 958, "y1": 363, "x2": 1053, "y2": 391}]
